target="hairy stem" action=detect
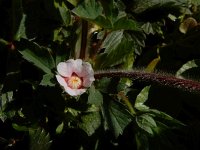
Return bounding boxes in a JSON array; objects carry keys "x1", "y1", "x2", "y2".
[{"x1": 94, "y1": 70, "x2": 200, "y2": 93}]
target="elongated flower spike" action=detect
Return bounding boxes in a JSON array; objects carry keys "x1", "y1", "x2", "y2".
[{"x1": 56, "y1": 59, "x2": 95, "y2": 96}]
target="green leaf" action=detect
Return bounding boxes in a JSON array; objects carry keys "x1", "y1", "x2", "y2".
[
  {"x1": 191, "y1": 0, "x2": 200, "y2": 5},
  {"x1": 11, "y1": 0, "x2": 24, "y2": 40},
  {"x1": 149, "y1": 109, "x2": 185, "y2": 126},
  {"x1": 29, "y1": 128, "x2": 52, "y2": 150},
  {"x1": 135, "y1": 132, "x2": 149, "y2": 150},
  {"x1": 135, "y1": 86, "x2": 151, "y2": 110},
  {"x1": 55, "y1": 2, "x2": 71, "y2": 26},
  {"x1": 40, "y1": 74, "x2": 55, "y2": 87},
  {"x1": 102, "y1": 30, "x2": 123, "y2": 51},
  {"x1": 146, "y1": 57, "x2": 160, "y2": 72},
  {"x1": 102, "y1": 97, "x2": 132, "y2": 137},
  {"x1": 113, "y1": 17, "x2": 139, "y2": 30},
  {"x1": 93, "y1": 16, "x2": 112, "y2": 29},
  {"x1": 0, "y1": 90, "x2": 13, "y2": 105},
  {"x1": 17, "y1": 39, "x2": 55, "y2": 74},
  {"x1": 142, "y1": 22, "x2": 163, "y2": 35},
  {"x1": 176, "y1": 59, "x2": 198, "y2": 77},
  {"x1": 96, "y1": 31, "x2": 135, "y2": 68},
  {"x1": 67, "y1": 0, "x2": 80, "y2": 6},
  {"x1": 132, "y1": 0, "x2": 188, "y2": 14},
  {"x1": 0, "y1": 91, "x2": 14, "y2": 122},
  {"x1": 14, "y1": 14, "x2": 27, "y2": 40},
  {"x1": 12, "y1": 123, "x2": 29, "y2": 131},
  {"x1": 141, "y1": 22, "x2": 154, "y2": 35},
  {"x1": 96, "y1": 78, "x2": 111, "y2": 93},
  {"x1": 56, "y1": 122, "x2": 64, "y2": 134},
  {"x1": 88, "y1": 85, "x2": 103, "y2": 106},
  {"x1": 136, "y1": 114, "x2": 157, "y2": 135},
  {"x1": 99, "y1": 0, "x2": 114, "y2": 19},
  {"x1": 72, "y1": 0, "x2": 103, "y2": 20},
  {"x1": 78, "y1": 111, "x2": 101, "y2": 136}
]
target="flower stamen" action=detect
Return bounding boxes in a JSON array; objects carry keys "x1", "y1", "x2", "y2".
[{"x1": 66, "y1": 75, "x2": 82, "y2": 89}]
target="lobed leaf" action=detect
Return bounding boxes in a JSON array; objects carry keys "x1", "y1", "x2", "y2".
[
  {"x1": 17, "y1": 39, "x2": 55, "y2": 74},
  {"x1": 136, "y1": 114, "x2": 157, "y2": 135},
  {"x1": 96, "y1": 31, "x2": 135, "y2": 68},
  {"x1": 40, "y1": 74, "x2": 55, "y2": 87},
  {"x1": 72, "y1": 0, "x2": 103, "y2": 20},
  {"x1": 102, "y1": 97, "x2": 132, "y2": 138},
  {"x1": 78, "y1": 111, "x2": 101, "y2": 136},
  {"x1": 88, "y1": 85, "x2": 103, "y2": 106},
  {"x1": 135, "y1": 86, "x2": 151, "y2": 111},
  {"x1": 29, "y1": 128, "x2": 52, "y2": 150},
  {"x1": 55, "y1": 2, "x2": 71, "y2": 26}
]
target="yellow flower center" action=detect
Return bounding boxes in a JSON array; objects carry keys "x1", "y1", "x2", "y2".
[{"x1": 67, "y1": 75, "x2": 82, "y2": 89}]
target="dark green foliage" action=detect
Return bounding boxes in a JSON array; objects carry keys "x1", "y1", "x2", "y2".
[{"x1": 1, "y1": 0, "x2": 200, "y2": 150}]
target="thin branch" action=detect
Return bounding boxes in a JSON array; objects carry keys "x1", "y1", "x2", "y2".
[{"x1": 80, "y1": 20, "x2": 88, "y2": 59}]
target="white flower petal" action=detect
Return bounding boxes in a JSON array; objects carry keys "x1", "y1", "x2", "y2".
[
  {"x1": 63, "y1": 86, "x2": 86, "y2": 96},
  {"x1": 56, "y1": 75, "x2": 67, "y2": 87},
  {"x1": 56, "y1": 59, "x2": 95, "y2": 96},
  {"x1": 72, "y1": 59, "x2": 83, "y2": 75},
  {"x1": 80, "y1": 62, "x2": 94, "y2": 77},
  {"x1": 57, "y1": 62, "x2": 73, "y2": 77},
  {"x1": 83, "y1": 77, "x2": 95, "y2": 87}
]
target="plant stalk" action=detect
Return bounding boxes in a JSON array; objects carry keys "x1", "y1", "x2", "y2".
[{"x1": 94, "y1": 70, "x2": 200, "y2": 93}]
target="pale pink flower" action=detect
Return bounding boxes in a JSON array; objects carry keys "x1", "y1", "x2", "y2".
[{"x1": 56, "y1": 59, "x2": 95, "y2": 96}]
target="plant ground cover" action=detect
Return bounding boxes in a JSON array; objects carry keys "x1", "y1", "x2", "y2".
[{"x1": 1, "y1": 0, "x2": 200, "y2": 149}]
